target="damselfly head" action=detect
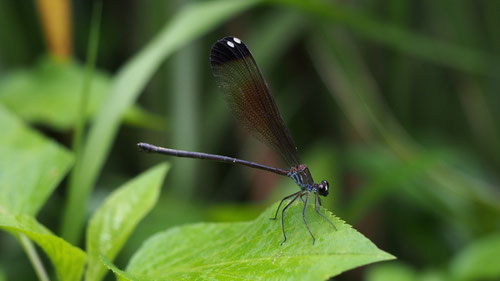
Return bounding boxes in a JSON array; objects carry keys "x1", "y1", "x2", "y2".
[{"x1": 317, "y1": 180, "x2": 329, "y2": 196}]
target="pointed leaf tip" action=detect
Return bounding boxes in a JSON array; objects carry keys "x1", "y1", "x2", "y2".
[{"x1": 104, "y1": 201, "x2": 393, "y2": 280}]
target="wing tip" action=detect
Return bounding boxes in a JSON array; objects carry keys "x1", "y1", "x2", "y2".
[{"x1": 210, "y1": 36, "x2": 250, "y2": 66}]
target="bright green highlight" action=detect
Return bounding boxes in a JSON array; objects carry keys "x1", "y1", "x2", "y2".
[
  {"x1": 86, "y1": 163, "x2": 169, "y2": 281},
  {"x1": 0, "y1": 105, "x2": 73, "y2": 216}
]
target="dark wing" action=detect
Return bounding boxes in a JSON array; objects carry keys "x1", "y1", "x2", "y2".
[{"x1": 210, "y1": 36, "x2": 301, "y2": 168}]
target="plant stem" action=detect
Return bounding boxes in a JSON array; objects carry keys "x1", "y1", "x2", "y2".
[
  {"x1": 71, "y1": 2, "x2": 102, "y2": 155},
  {"x1": 61, "y1": 1, "x2": 102, "y2": 243},
  {"x1": 19, "y1": 234, "x2": 50, "y2": 281}
]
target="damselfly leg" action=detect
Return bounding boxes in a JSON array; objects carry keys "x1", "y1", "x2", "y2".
[{"x1": 314, "y1": 192, "x2": 337, "y2": 231}]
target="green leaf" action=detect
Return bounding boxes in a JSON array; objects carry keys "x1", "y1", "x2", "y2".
[
  {"x1": 104, "y1": 202, "x2": 394, "y2": 280},
  {"x1": 367, "y1": 262, "x2": 451, "y2": 281},
  {"x1": 0, "y1": 105, "x2": 73, "y2": 216},
  {"x1": 366, "y1": 262, "x2": 418, "y2": 281},
  {"x1": 118, "y1": 197, "x2": 206, "y2": 261},
  {"x1": 419, "y1": 270, "x2": 449, "y2": 281},
  {"x1": 61, "y1": 0, "x2": 260, "y2": 243},
  {"x1": 0, "y1": 57, "x2": 164, "y2": 131},
  {"x1": 450, "y1": 233, "x2": 500, "y2": 281},
  {"x1": 0, "y1": 57, "x2": 107, "y2": 130},
  {"x1": 123, "y1": 106, "x2": 166, "y2": 131},
  {"x1": 86, "y1": 163, "x2": 169, "y2": 281},
  {"x1": 0, "y1": 207, "x2": 86, "y2": 281}
]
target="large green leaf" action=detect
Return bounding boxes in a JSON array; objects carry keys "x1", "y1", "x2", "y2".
[
  {"x1": 0, "y1": 207, "x2": 86, "y2": 281},
  {"x1": 0, "y1": 57, "x2": 164, "y2": 131},
  {"x1": 450, "y1": 233, "x2": 500, "y2": 281},
  {"x1": 61, "y1": 0, "x2": 260, "y2": 243},
  {"x1": 0, "y1": 105, "x2": 73, "y2": 216},
  {"x1": 104, "y1": 202, "x2": 393, "y2": 280},
  {"x1": 86, "y1": 163, "x2": 169, "y2": 281}
]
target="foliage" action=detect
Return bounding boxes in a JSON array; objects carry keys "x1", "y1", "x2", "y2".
[
  {"x1": 60, "y1": 0, "x2": 260, "y2": 245},
  {"x1": 0, "y1": 58, "x2": 163, "y2": 131},
  {"x1": 0, "y1": 104, "x2": 169, "y2": 280},
  {"x1": 0, "y1": 105, "x2": 84, "y2": 281},
  {"x1": 450, "y1": 234, "x2": 500, "y2": 281},
  {"x1": 86, "y1": 164, "x2": 168, "y2": 281},
  {"x1": 1, "y1": 0, "x2": 499, "y2": 280},
  {"x1": 367, "y1": 234, "x2": 500, "y2": 281},
  {"x1": 103, "y1": 202, "x2": 392, "y2": 280},
  {"x1": 0, "y1": 101, "x2": 388, "y2": 280},
  {"x1": 0, "y1": 105, "x2": 73, "y2": 216},
  {"x1": 0, "y1": 208, "x2": 86, "y2": 281}
]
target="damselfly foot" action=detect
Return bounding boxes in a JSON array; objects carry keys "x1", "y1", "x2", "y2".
[{"x1": 273, "y1": 190, "x2": 336, "y2": 245}]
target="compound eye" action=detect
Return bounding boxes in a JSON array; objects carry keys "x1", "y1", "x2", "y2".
[{"x1": 319, "y1": 180, "x2": 329, "y2": 196}]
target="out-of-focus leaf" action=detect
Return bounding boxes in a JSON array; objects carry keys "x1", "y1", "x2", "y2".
[
  {"x1": 85, "y1": 163, "x2": 168, "y2": 281},
  {"x1": 309, "y1": 30, "x2": 500, "y2": 233},
  {"x1": 0, "y1": 105, "x2": 73, "y2": 216},
  {"x1": 207, "y1": 204, "x2": 263, "y2": 222},
  {"x1": 123, "y1": 106, "x2": 165, "y2": 131},
  {"x1": 344, "y1": 145, "x2": 442, "y2": 223},
  {"x1": 61, "y1": 0, "x2": 260, "y2": 243},
  {"x1": 104, "y1": 202, "x2": 393, "y2": 280},
  {"x1": 0, "y1": 57, "x2": 165, "y2": 131},
  {"x1": 0, "y1": 57, "x2": 107, "y2": 130},
  {"x1": 366, "y1": 262, "x2": 417, "y2": 281},
  {"x1": 450, "y1": 233, "x2": 500, "y2": 281},
  {"x1": 367, "y1": 262, "x2": 450, "y2": 281},
  {"x1": 249, "y1": 10, "x2": 305, "y2": 70},
  {"x1": 273, "y1": 0, "x2": 495, "y2": 75},
  {"x1": 419, "y1": 269, "x2": 448, "y2": 281},
  {"x1": 0, "y1": 208, "x2": 86, "y2": 281}
]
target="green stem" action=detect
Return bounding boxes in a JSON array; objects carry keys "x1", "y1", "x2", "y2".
[
  {"x1": 61, "y1": 1, "x2": 102, "y2": 243},
  {"x1": 72, "y1": 2, "x2": 102, "y2": 157},
  {"x1": 169, "y1": 0, "x2": 200, "y2": 199},
  {"x1": 19, "y1": 234, "x2": 50, "y2": 281}
]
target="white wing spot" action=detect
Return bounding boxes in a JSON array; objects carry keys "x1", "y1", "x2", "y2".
[
  {"x1": 233, "y1": 37, "x2": 241, "y2": 44},
  {"x1": 227, "y1": 41, "x2": 235, "y2": 48}
]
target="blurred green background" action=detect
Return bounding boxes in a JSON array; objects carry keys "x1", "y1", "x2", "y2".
[{"x1": 0, "y1": 0, "x2": 499, "y2": 280}]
